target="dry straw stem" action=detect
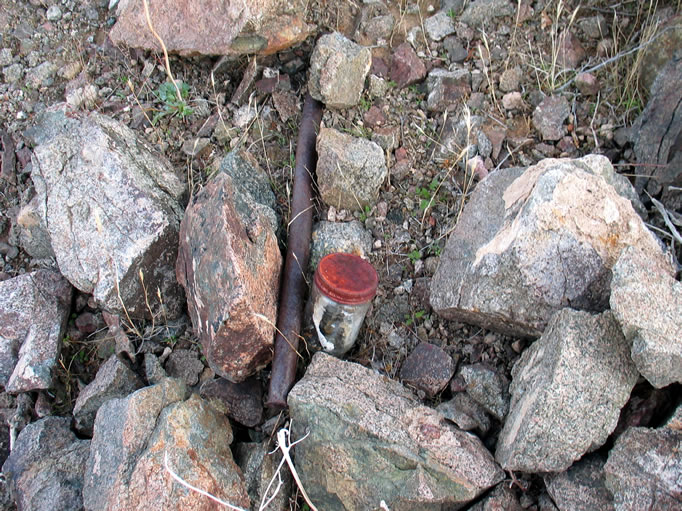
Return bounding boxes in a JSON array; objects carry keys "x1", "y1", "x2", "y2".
[{"x1": 141, "y1": 0, "x2": 183, "y2": 102}]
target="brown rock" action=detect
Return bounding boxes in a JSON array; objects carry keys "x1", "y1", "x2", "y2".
[
  {"x1": 400, "y1": 342, "x2": 456, "y2": 397},
  {"x1": 575, "y1": 72, "x2": 600, "y2": 96},
  {"x1": 363, "y1": 105, "x2": 386, "y2": 127},
  {"x1": 109, "y1": 0, "x2": 313, "y2": 57},
  {"x1": 200, "y1": 376, "x2": 263, "y2": 427},
  {"x1": 557, "y1": 30, "x2": 586, "y2": 69},
  {"x1": 176, "y1": 151, "x2": 281, "y2": 382},
  {"x1": 388, "y1": 43, "x2": 426, "y2": 88}
]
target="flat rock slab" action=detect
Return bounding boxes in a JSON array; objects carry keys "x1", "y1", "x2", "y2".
[
  {"x1": 544, "y1": 454, "x2": 614, "y2": 511},
  {"x1": 605, "y1": 426, "x2": 682, "y2": 511},
  {"x1": 0, "y1": 270, "x2": 72, "y2": 393},
  {"x1": 109, "y1": 0, "x2": 312, "y2": 57},
  {"x1": 460, "y1": 0, "x2": 515, "y2": 27},
  {"x1": 426, "y1": 67, "x2": 472, "y2": 111},
  {"x1": 176, "y1": 150, "x2": 281, "y2": 382},
  {"x1": 288, "y1": 352, "x2": 504, "y2": 510},
  {"x1": 309, "y1": 32, "x2": 371, "y2": 108},
  {"x1": 3, "y1": 417, "x2": 90, "y2": 511},
  {"x1": 431, "y1": 155, "x2": 667, "y2": 338},
  {"x1": 316, "y1": 127, "x2": 387, "y2": 211},
  {"x1": 610, "y1": 246, "x2": 681, "y2": 388},
  {"x1": 73, "y1": 354, "x2": 144, "y2": 436},
  {"x1": 29, "y1": 108, "x2": 186, "y2": 319},
  {"x1": 83, "y1": 378, "x2": 250, "y2": 511},
  {"x1": 496, "y1": 309, "x2": 638, "y2": 473}
]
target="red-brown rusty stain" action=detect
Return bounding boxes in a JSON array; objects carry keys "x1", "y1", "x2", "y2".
[{"x1": 266, "y1": 93, "x2": 323, "y2": 410}]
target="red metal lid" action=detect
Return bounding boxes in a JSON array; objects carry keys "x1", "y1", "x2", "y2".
[{"x1": 314, "y1": 253, "x2": 378, "y2": 305}]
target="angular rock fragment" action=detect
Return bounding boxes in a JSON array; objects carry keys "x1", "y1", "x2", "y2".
[
  {"x1": 164, "y1": 349, "x2": 204, "y2": 386},
  {"x1": 431, "y1": 155, "x2": 668, "y2": 338},
  {"x1": 495, "y1": 310, "x2": 638, "y2": 473},
  {"x1": 110, "y1": 0, "x2": 313, "y2": 57},
  {"x1": 83, "y1": 378, "x2": 250, "y2": 511},
  {"x1": 424, "y1": 11, "x2": 455, "y2": 41},
  {"x1": 288, "y1": 353, "x2": 504, "y2": 510},
  {"x1": 308, "y1": 32, "x2": 371, "y2": 108},
  {"x1": 632, "y1": 55, "x2": 682, "y2": 211},
  {"x1": 234, "y1": 442, "x2": 291, "y2": 511},
  {"x1": 309, "y1": 220, "x2": 372, "y2": 271},
  {"x1": 437, "y1": 393, "x2": 491, "y2": 434},
  {"x1": 316, "y1": 127, "x2": 387, "y2": 210},
  {"x1": 388, "y1": 43, "x2": 426, "y2": 88},
  {"x1": 29, "y1": 108, "x2": 186, "y2": 319},
  {"x1": 533, "y1": 96, "x2": 570, "y2": 141},
  {"x1": 459, "y1": 364, "x2": 509, "y2": 420},
  {"x1": 610, "y1": 246, "x2": 680, "y2": 388},
  {"x1": 399, "y1": 342, "x2": 455, "y2": 397},
  {"x1": 544, "y1": 454, "x2": 614, "y2": 511},
  {"x1": 200, "y1": 376, "x2": 263, "y2": 427},
  {"x1": 0, "y1": 270, "x2": 72, "y2": 393},
  {"x1": 468, "y1": 484, "x2": 522, "y2": 511},
  {"x1": 3, "y1": 417, "x2": 90, "y2": 511},
  {"x1": 176, "y1": 150, "x2": 281, "y2": 382},
  {"x1": 426, "y1": 67, "x2": 472, "y2": 111},
  {"x1": 460, "y1": 0, "x2": 515, "y2": 27},
  {"x1": 604, "y1": 426, "x2": 682, "y2": 511},
  {"x1": 73, "y1": 354, "x2": 144, "y2": 436}
]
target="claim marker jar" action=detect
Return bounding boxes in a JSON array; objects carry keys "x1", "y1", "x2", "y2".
[{"x1": 309, "y1": 253, "x2": 378, "y2": 357}]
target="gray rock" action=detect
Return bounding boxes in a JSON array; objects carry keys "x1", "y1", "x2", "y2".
[
  {"x1": 424, "y1": 11, "x2": 455, "y2": 41},
  {"x1": 309, "y1": 220, "x2": 372, "y2": 271},
  {"x1": 430, "y1": 156, "x2": 666, "y2": 338},
  {"x1": 400, "y1": 342, "x2": 455, "y2": 397},
  {"x1": 638, "y1": 15, "x2": 682, "y2": 94},
  {"x1": 3, "y1": 63, "x2": 24, "y2": 84},
  {"x1": 164, "y1": 349, "x2": 204, "y2": 386},
  {"x1": 502, "y1": 91, "x2": 525, "y2": 110},
  {"x1": 360, "y1": 14, "x2": 395, "y2": 43},
  {"x1": 29, "y1": 108, "x2": 186, "y2": 319},
  {"x1": 495, "y1": 310, "x2": 638, "y2": 473},
  {"x1": 234, "y1": 442, "x2": 291, "y2": 511},
  {"x1": 575, "y1": 72, "x2": 600, "y2": 96},
  {"x1": 632, "y1": 55, "x2": 682, "y2": 211},
  {"x1": 557, "y1": 30, "x2": 586, "y2": 69},
  {"x1": 443, "y1": 36, "x2": 468, "y2": 63},
  {"x1": 25, "y1": 61, "x2": 57, "y2": 88},
  {"x1": 604, "y1": 426, "x2": 682, "y2": 511},
  {"x1": 0, "y1": 49, "x2": 12, "y2": 67},
  {"x1": 176, "y1": 150, "x2": 281, "y2": 383},
  {"x1": 2, "y1": 417, "x2": 90, "y2": 511},
  {"x1": 83, "y1": 379, "x2": 250, "y2": 511},
  {"x1": 309, "y1": 32, "x2": 371, "y2": 109},
  {"x1": 437, "y1": 113, "x2": 484, "y2": 158},
  {"x1": 200, "y1": 376, "x2": 263, "y2": 428},
  {"x1": 0, "y1": 270, "x2": 72, "y2": 393},
  {"x1": 46, "y1": 5, "x2": 62, "y2": 21},
  {"x1": 73, "y1": 355, "x2": 144, "y2": 436},
  {"x1": 578, "y1": 15, "x2": 608, "y2": 39},
  {"x1": 426, "y1": 67, "x2": 472, "y2": 111},
  {"x1": 144, "y1": 353, "x2": 167, "y2": 384},
  {"x1": 316, "y1": 127, "x2": 387, "y2": 210},
  {"x1": 460, "y1": 0, "x2": 515, "y2": 27},
  {"x1": 368, "y1": 74, "x2": 389, "y2": 98},
  {"x1": 288, "y1": 353, "x2": 504, "y2": 510},
  {"x1": 468, "y1": 484, "x2": 522, "y2": 511},
  {"x1": 610, "y1": 246, "x2": 681, "y2": 388},
  {"x1": 665, "y1": 403, "x2": 682, "y2": 431},
  {"x1": 437, "y1": 392, "x2": 491, "y2": 434},
  {"x1": 545, "y1": 454, "x2": 614, "y2": 511},
  {"x1": 499, "y1": 66, "x2": 522, "y2": 92},
  {"x1": 533, "y1": 96, "x2": 570, "y2": 141},
  {"x1": 459, "y1": 364, "x2": 509, "y2": 420}
]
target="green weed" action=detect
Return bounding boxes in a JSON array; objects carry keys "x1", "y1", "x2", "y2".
[{"x1": 152, "y1": 80, "x2": 194, "y2": 124}]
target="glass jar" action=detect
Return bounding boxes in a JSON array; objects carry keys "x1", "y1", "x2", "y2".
[{"x1": 309, "y1": 253, "x2": 378, "y2": 357}]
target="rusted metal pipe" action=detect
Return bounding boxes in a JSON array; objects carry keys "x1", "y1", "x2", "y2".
[{"x1": 266, "y1": 93, "x2": 323, "y2": 409}]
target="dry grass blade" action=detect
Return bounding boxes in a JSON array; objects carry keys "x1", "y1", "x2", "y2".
[{"x1": 141, "y1": 0, "x2": 183, "y2": 102}]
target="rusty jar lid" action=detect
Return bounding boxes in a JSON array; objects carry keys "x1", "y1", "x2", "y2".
[{"x1": 314, "y1": 253, "x2": 378, "y2": 305}]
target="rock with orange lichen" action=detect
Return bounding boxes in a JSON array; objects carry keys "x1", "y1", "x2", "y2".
[{"x1": 430, "y1": 155, "x2": 667, "y2": 338}]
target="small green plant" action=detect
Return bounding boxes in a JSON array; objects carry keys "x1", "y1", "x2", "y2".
[
  {"x1": 447, "y1": 8, "x2": 456, "y2": 19},
  {"x1": 416, "y1": 177, "x2": 440, "y2": 211},
  {"x1": 408, "y1": 249, "x2": 421, "y2": 263},
  {"x1": 359, "y1": 205, "x2": 371, "y2": 222},
  {"x1": 152, "y1": 80, "x2": 194, "y2": 124},
  {"x1": 405, "y1": 309, "x2": 426, "y2": 326},
  {"x1": 387, "y1": 79, "x2": 398, "y2": 88},
  {"x1": 359, "y1": 96, "x2": 371, "y2": 111}
]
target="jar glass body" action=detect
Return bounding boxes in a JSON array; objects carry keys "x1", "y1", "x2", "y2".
[{"x1": 309, "y1": 281, "x2": 371, "y2": 357}]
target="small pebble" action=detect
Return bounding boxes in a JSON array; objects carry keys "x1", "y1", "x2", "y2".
[{"x1": 46, "y1": 5, "x2": 62, "y2": 21}]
